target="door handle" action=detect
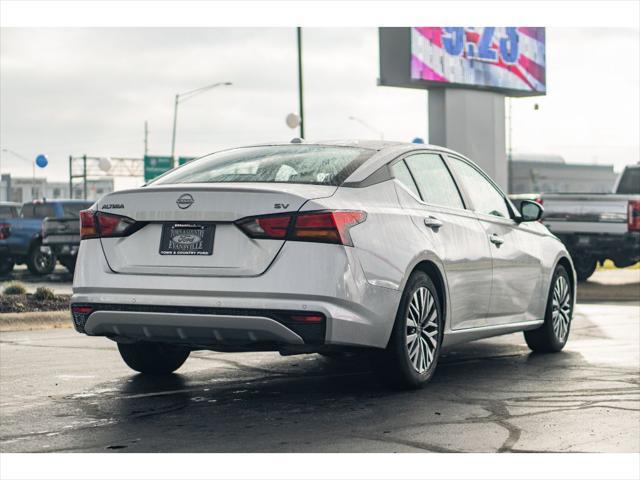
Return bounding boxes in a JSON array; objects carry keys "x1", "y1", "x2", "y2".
[
  {"x1": 489, "y1": 233, "x2": 504, "y2": 246},
  {"x1": 424, "y1": 216, "x2": 443, "y2": 230}
]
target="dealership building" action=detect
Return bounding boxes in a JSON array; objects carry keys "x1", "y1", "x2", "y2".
[{"x1": 0, "y1": 174, "x2": 114, "y2": 203}]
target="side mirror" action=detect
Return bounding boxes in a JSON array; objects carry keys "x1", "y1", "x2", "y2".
[{"x1": 519, "y1": 200, "x2": 544, "y2": 222}]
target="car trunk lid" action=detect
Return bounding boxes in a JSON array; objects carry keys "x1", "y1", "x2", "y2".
[{"x1": 97, "y1": 183, "x2": 337, "y2": 276}]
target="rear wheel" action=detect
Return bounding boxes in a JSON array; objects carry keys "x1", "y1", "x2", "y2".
[
  {"x1": 117, "y1": 342, "x2": 190, "y2": 374},
  {"x1": 0, "y1": 257, "x2": 14, "y2": 275},
  {"x1": 574, "y1": 256, "x2": 597, "y2": 282},
  {"x1": 524, "y1": 265, "x2": 573, "y2": 352},
  {"x1": 373, "y1": 271, "x2": 443, "y2": 389},
  {"x1": 26, "y1": 242, "x2": 56, "y2": 275},
  {"x1": 59, "y1": 257, "x2": 76, "y2": 274}
]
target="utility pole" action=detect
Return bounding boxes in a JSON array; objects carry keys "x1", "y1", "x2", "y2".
[
  {"x1": 144, "y1": 121, "x2": 149, "y2": 157},
  {"x1": 69, "y1": 156, "x2": 73, "y2": 199},
  {"x1": 82, "y1": 154, "x2": 87, "y2": 200},
  {"x1": 297, "y1": 27, "x2": 305, "y2": 139}
]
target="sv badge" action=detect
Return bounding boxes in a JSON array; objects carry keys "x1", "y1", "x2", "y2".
[{"x1": 274, "y1": 203, "x2": 290, "y2": 209}]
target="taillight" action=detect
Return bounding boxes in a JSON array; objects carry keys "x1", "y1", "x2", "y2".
[
  {"x1": 236, "y1": 210, "x2": 366, "y2": 246},
  {"x1": 80, "y1": 209, "x2": 137, "y2": 240},
  {"x1": 292, "y1": 211, "x2": 366, "y2": 245},
  {"x1": 236, "y1": 214, "x2": 292, "y2": 239},
  {"x1": 0, "y1": 223, "x2": 11, "y2": 240},
  {"x1": 80, "y1": 210, "x2": 97, "y2": 239},
  {"x1": 629, "y1": 200, "x2": 640, "y2": 232}
]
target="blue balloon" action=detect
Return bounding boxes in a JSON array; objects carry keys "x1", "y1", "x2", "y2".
[
  {"x1": 35, "y1": 154, "x2": 48, "y2": 168},
  {"x1": 412, "y1": 137, "x2": 425, "y2": 144}
]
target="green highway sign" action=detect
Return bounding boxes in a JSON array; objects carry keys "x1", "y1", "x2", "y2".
[
  {"x1": 144, "y1": 155, "x2": 173, "y2": 181},
  {"x1": 178, "y1": 156, "x2": 195, "y2": 166}
]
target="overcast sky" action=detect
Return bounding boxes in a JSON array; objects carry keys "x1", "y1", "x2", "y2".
[{"x1": 1, "y1": 27, "x2": 639, "y2": 186}]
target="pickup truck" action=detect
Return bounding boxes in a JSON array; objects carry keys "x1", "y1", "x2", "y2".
[
  {"x1": 511, "y1": 164, "x2": 640, "y2": 281},
  {"x1": 0, "y1": 199, "x2": 92, "y2": 276},
  {"x1": 42, "y1": 215, "x2": 83, "y2": 274}
]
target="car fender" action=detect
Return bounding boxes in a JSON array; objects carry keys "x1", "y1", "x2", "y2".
[{"x1": 397, "y1": 249, "x2": 452, "y2": 332}]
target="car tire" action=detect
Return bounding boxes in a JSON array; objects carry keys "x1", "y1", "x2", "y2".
[
  {"x1": 0, "y1": 257, "x2": 15, "y2": 275},
  {"x1": 373, "y1": 271, "x2": 443, "y2": 389},
  {"x1": 574, "y1": 256, "x2": 597, "y2": 282},
  {"x1": 26, "y1": 242, "x2": 56, "y2": 276},
  {"x1": 524, "y1": 265, "x2": 573, "y2": 353},
  {"x1": 59, "y1": 257, "x2": 76, "y2": 275},
  {"x1": 117, "y1": 342, "x2": 190, "y2": 374}
]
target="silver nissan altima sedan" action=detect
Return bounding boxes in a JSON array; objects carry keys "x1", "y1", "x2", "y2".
[{"x1": 71, "y1": 141, "x2": 576, "y2": 388}]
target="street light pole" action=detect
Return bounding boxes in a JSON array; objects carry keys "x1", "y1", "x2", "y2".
[
  {"x1": 348, "y1": 116, "x2": 384, "y2": 140},
  {"x1": 170, "y1": 94, "x2": 179, "y2": 161},
  {"x1": 1, "y1": 148, "x2": 36, "y2": 199},
  {"x1": 170, "y1": 81, "x2": 232, "y2": 166}
]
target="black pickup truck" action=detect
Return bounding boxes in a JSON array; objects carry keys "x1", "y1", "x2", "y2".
[{"x1": 510, "y1": 164, "x2": 640, "y2": 281}]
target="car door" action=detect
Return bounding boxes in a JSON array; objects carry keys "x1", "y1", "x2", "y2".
[
  {"x1": 447, "y1": 155, "x2": 544, "y2": 325},
  {"x1": 391, "y1": 152, "x2": 493, "y2": 330}
]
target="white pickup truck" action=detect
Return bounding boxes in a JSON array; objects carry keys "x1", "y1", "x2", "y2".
[{"x1": 511, "y1": 164, "x2": 640, "y2": 281}]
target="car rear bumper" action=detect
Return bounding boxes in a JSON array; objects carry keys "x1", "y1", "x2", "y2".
[
  {"x1": 72, "y1": 305, "x2": 319, "y2": 348},
  {"x1": 557, "y1": 231, "x2": 640, "y2": 264},
  {"x1": 72, "y1": 239, "x2": 401, "y2": 349}
]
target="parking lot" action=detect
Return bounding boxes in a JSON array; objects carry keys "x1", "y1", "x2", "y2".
[{"x1": 1, "y1": 267, "x2": 638, "y2": 452}]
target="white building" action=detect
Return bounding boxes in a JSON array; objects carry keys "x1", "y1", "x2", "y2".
[{"x1": 0, "y1": 174, "x2": 114, "y2": 203}]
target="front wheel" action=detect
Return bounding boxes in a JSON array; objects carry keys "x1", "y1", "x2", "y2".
[
  {"x1": 524, "y1": 265, "x2": 573, "y2": 352},
  {"x1": 373, "y1": 271, "x2": 443, "y2": 389},
  {"x1": 117, "y1": 342, "x2": 190, "y2": 374}
]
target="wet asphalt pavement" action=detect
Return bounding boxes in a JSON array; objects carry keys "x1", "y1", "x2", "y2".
[{"x1": 1, "y1": 301, "x2": 638, "y2": 453}]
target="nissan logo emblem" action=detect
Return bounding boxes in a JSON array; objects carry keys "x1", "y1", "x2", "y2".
[{"x1": 176, "y1": 193, "x2": 195, "y2": 209}]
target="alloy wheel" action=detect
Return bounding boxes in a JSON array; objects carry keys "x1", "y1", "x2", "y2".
[
  {"x1": 551, "y1": 275, "x2": 571, "y2": 341},
  {"x1": 406, "y1": 286, "x2": 439, "y2": 373}
]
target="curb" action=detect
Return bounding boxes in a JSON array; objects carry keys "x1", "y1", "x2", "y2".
[{"x1": 0, "y1": 311, "x2": 72, "y2": 332}]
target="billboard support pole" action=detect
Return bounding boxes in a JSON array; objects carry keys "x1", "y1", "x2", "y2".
[{"x1": 428, "y1": 89, "x2": 508, "y2": 190}]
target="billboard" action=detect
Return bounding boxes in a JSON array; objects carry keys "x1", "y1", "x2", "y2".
[{"x1": 379, "y1": 27, "x2": 546, "y2": 97}]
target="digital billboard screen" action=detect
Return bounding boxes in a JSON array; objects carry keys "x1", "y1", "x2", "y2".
[
  {"x1": 378, "y1": 27, "x2": 546, "y2": 97},
  {"x1": 410, "y1": 27, "x2": 546, "y2": 94}
]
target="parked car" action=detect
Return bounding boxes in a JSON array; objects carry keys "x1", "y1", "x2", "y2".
[
  {"x1": 0, "y1": 199, "x2": 92, "y2": 276},
  {"x1": 0, "y1": 202, "x2": 22, "y2": 274},
  {"x1": 510, "y1": 164, "x2": 640, "y2": 281},
  {"x1": 71, "y1": 141, "x2": 575, "y2": 389}
]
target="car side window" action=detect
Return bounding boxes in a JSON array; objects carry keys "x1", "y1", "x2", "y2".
[
  {"x1": 390, "y1": 160, "x2": 420, "y2": 198},
  {"x1": 404, "y1": 153, "x2": 464, "y2": 209},
  {"x1": 450, "y1": 157, "x2": 511, "y2": 219}
]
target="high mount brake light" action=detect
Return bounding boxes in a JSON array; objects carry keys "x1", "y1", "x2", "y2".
[
  {"x1": 236, "y1": 210, "x2": 366, "y2": 246},
  {"x1": 79, "y1": 209, "x2": 137, "y2": 240}
]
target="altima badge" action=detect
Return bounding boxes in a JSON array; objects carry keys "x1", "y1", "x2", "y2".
[{"x1": 176, "y1": 193, "x2": 195, "y2": 209}]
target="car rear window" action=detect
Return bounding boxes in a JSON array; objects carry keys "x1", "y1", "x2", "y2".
[
  {"x1": 151, "y1": 145, "x2": 375, "y2": 186},
  {"x1": 616, "y1": 167, "x2": 640, "y2": 194},
  {"x1": 61, "y1": 202, "x2": 92, "y2": 217},
  {"x1": 21, "y1": 203, "x2": 56, "y2": 219},
  {"x1": 0, "y1": 205, "x2": 19, "y2": 218}
]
